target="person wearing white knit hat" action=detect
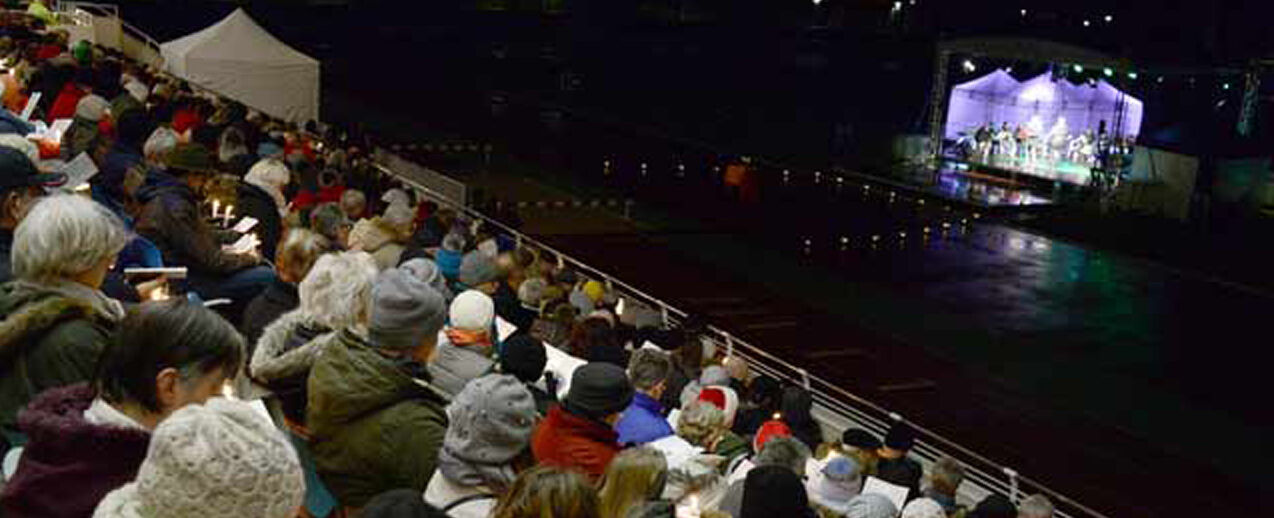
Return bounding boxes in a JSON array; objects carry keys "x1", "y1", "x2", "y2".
[
  {"x1": 92, "y1": 398, "x2": 305, "y2": 518},
  {"x1": 428, "y1": 290, "x2": 496, "y2": 397}
]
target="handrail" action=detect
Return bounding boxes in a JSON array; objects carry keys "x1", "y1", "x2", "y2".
[
  {"x1": 374, "y1": 161, "x2": 1110, "y2": 518},
  {"x1": 51, "y1": 3, "x2": 1109, "y2": 516}
]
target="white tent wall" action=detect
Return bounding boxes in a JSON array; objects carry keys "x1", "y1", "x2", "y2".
[{"x1": 160, "y1": 8, "x2": 320, "y2": 122}]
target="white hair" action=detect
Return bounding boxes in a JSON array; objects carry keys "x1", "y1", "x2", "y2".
[
  {"x1": 929, "y1": 456, "x2": 965, "y2": 494},
  {"x1": 143, "y1": 127, "x2": 179, "y2": 162},
  {"x1": 245, "y1": 158, "x2": 291, "y2": 190},
  {"x1": 900, "y1": 498, "x2": 946, "y2": 518},
  {"x1": 1018, "y1": 494, "x2": 1055, "y2": 518},
  {"x1": 340, "y1": 189, "x2": 366, "y2": 216},
  {"x1": 13, "y1": 194, "x2": 129, "y2": 282},
  {"x1": 298, "y1": 251, "x2": 378, "y2": 329},
  {"x1": 0, "y1": 134, "x2": 39, "y2": 164}
]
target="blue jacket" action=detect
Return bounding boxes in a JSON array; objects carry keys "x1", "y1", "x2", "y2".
[{"x1": 615, "y1": 392, "x2": 673, "y2": 445}]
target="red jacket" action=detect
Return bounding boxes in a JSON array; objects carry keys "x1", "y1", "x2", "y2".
[
  {"x1": 172, "y1": 109, "x2": 201, "y2": 135},
  {"x1": 46, "y1": 83, "x2": 85, "y2": 122},
  {"x1": 531, "y1": 405, "x2": 620, "y2": 480}
]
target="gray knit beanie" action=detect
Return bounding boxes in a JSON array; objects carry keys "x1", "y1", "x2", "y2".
[
  {"x1": 459, "y1": 251, "x2": 500, "y2": 287},
  {"x1": 845, "y1": 493, "x2": 898, "y2": 518},
  {"x1": 444, "y1": 374, "x2": 537, "y2": 464},
  {"x1": 369, "y1": 268, "x2": 447, "y2": 351}
]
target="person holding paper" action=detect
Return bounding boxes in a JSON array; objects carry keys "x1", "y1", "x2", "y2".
[
  {"x1": 0, "y1": 300, "x2": 245, "y2": 518},
  {"x1": 133, "y1": 143, "x2": 274, "y2": 314},
  {"x1": 237, "y1": 158, "x2": 289, "y2": 260},
  {"x1": 876, "y1": 423, "x2": 924, "y2": 500}
]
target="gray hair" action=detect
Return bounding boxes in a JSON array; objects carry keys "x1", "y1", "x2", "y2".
[
  {"x1": 339, "y1": 189, "x2": 366, "y2": 217},
  {"x1": 676, "y1": 400, "x2": 726, "y2": 448},
  {"x1": 298, "y1": 251, "x2": 379, "y2": 329},
  {"x1": 518, "y1": 277, "x2": 547, "y2": 307},
  {"x1": 1018, "y1": 494, "x2": 1055, "y2": 518},
  {"x1": 753, "y1": 436, "x2": 810, "y2": 475},
  {"x1": 13, "y1": 194, "x2": 129, "y2": 282},
  {"x1": 929, "y1": 456, "x2": 965, "y2": 494},
  {"x1": 143, "y1": 127, "x2": 179, "y2": 162},
  {"x1": 627, "y1": 348, "x2": 671, "y2": 392}
]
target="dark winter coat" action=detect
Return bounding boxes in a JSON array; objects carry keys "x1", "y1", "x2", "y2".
[
  {"x1": 240, "y1": 279, "x2": 299, "y2": 349},
  {"x1": 0, "y1": 383, "x2": 149, "y2": 518},
  {"x1": 0, "y1": 282, "x2": 119, "y2": 450},
  {"x1": 235, "y1": 180, "x2": 283, "y2": 261},
  {"x1": 307, "y1": 329, "x2": 449, "y2": 509},
  {"x1": 133, "y1": 174, "x2": 259, "y2": 277}
]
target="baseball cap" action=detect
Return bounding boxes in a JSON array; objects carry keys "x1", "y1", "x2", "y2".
[{"x1": 0, "y1": 146, "x2": 66, "y2": 192}]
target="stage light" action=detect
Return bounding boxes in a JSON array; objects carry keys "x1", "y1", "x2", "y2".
[
  {"x1": 1128, "y1": 72, "x2": 1138, "y2": 80},
  {"x1": 1157, "y1": 76, "x2": 1164, "y2": 83},
  {"x1": 962, "y1": 60, "x2": 976, "y2": 73},
  {"x1": 1104, "y1": 15, "x2": 1113, "y2": 22},
  {"x1": 1103, "y1": 68, "x2": 1113, "y2": 77},
  {"x1": 1083, "y1": 20, "x2": 1091, "y2": 27},
  {"x1": 1020, "y1": 9, "x2": 1027, "y2": 16},
  {"x1": 1224, "y1": 83, "x2": 1232, "y2": 90},
  {"x1": 1072, "y1": 64, "x2": 1084, "y2": 73},
  {"x1": 892, "y1": 1, "x2": 901, "y2": 10}
]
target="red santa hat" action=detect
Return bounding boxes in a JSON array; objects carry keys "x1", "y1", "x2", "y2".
[
  {"x1": 697, "y1": 385, "x2": 739, "y2": 428},
  {"x1": 753, "y1": 419, "x2": 793, "y2": 453}
]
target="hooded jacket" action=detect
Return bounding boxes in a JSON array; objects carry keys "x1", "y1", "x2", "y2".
[
  {"x1": 348, "y1": 218, "x2": 406, "y2": 271},
  {"x1": 306, "y1": 329, "x2": 449, "y2": 509},
  {"x1": 0, "y1": 384, "x2": 149, "y2": 518},
  {"x1": 0, "y1": 281, "x2": 122, "y2": 449},
  {"x1": 530, "y1": 405, "x2": 621, "y2": 480},
  {"x1": 427, "y1": 338, "x2": 495, "y2": 399},
  {"x1": 240, "y1": 279, "x2": 299, "y2": 348},
  {"x1": 248, "y1": 309, "x2": 337, "y2": 425},
  {"x1": 133, "y1": 173, "x2": 258, "y2": 277}
]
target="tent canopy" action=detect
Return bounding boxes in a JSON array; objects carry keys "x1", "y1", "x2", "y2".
[
  {"x1": 161, "y1": 8, "x2": 319, "y2": 122},
  {"x1": 945, "y1": 71, "x2": 1143, "y2": 141}
]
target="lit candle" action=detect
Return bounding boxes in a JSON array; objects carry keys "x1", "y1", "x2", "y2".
[
  {"x1": 223, "y1": 205, "x2": 234, "y2": 226},
  {"x1": 211, "y1": 199, "x2": 221, "y2": 219}
]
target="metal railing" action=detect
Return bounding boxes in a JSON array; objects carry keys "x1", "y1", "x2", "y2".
[
  {"x1": 52, "y1": 2, "x2": 1109, "y2": 516},
  {"x1": 373, "y1": 161, "x2": 1110, "y2": 518}
]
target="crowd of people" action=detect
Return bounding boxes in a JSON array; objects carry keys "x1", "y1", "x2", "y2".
[{"x1": 0, "y1": 7, "x2": 1060, "y2": 518}]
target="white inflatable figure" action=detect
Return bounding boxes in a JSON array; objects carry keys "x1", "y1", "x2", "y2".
[
  {"x1": 1025, "y1": 116, "x2": 1046, "y2": 167},
  {"x1": 1047, "y1": 117, "x2": 1069, "y2": 162}
]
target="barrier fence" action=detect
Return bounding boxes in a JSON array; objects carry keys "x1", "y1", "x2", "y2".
[
  {"x1": 374, "y1": 161, "x2": 1110, "y2": 518},
  {"x1": 45, "y1": 2, "x2": 1109, "y2": 515}
]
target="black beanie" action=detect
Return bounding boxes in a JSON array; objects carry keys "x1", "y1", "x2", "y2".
[
  {"x1": 361, "y1": 489, "x2": 447, "y2": 518},
  {"x1": 969, "y1": 494, "x2": 1017, "y2": 518},
  {"x1": 841, "y1": 428, "x2": 883, "y2": 450},
  {"x1": 500, "y1": 335, "x2": 547, "y2": 384},
  {"x1": 740, "y1": 465, "x2": 811, "y2": 518},
  {"x1": 884, "y1": 423, "x2": 916, "y2": 451},
  {"x1": 564, "y1": 362, "x2": 633, "y2": 419}
]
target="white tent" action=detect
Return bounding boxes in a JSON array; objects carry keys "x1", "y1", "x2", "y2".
[{"x1": 161, "y1": 8, "x2": 319, "y2": 122}]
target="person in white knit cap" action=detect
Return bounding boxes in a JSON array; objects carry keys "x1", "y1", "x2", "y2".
[
  {"x1": 428, "y1": 289, "x2": 496, "y2": 397},
  {"x1": 92, "y1": 398, "x2": 305, "y2": 518}
]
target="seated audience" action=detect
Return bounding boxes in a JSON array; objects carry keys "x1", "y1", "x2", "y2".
[
  {"x1": 531, "y1": 362, "x2": 633, "y2": 479},
  {"x1": 843, "y1": 493, "x2": 898, "y2": 518},
  {"x1": 497, "y1": 334, "x2": 555, "y2": 415},
  {"x1": 673, "y1": 400, "x2": 750, "y2": 470},
  {"x1": 134, "y1": 142, "x2": 273, "y2": 307},
  {"x1": 806, "y1": 456, "x2": 863, "y2": 516},
  {"x1": 349, "y1": 200, "x2": 413, "y2": 270},
  {"x1": 0, "y1": 194, "x2": 127, "y2": 449},
  {"x1": 508, "y1": 276, "x2": 546, "y2": 332},
  {"x1": 491, "y1": 466, "x2": 600, "y2": 518},
  {"x1": 597, "y1": 447, "x2": 670, "y2": 518},
  {"x1": 1, "y1": 299, "x2": 243, "y2": 518},
  {"x1": 240, "y1": 228, "x2": 329, "y2": 347},
  {"x1": 615, "y1": 348, "x2": 674, "y2": 445},
  {"x1": 876, "y1": 423, "x2": 923, "y2": 499},
  {"x1": 567, "y1": 316, "x2": 627, "y2": 366},
  {"x1": 967, "y1": 495, "x2": 1016, "y2": 518},
  {"x1": 781, "y1": 386, "x2": 823, "y2": 452},
  {"x1": 307, "y1": 267, "x2": 450, "y2": 509},
  {"x1": 740, "y1": 465, "x2": 817, "y2": 518},
  {"x1": 364, "y1": 489, "x2": 449, "y2": 518},
  {"x1": 0, "y1": 146, "x2": 61, "y2": 283},
  {"x1": 250, "y1": 251, "x2": 378, "y2": 427},
  {"x1": 239, "y1": 158, "x2": 290, "y2": 260},
  {"x1": 1016, "y1": 494, "x2": 1054, "y2": 518},
  {"x1": 59, "y1": 94, "x2": 109, "y2": 160},
  {"x1": 732, "y1": 375, "x2": 780, "y2": 438},
  {"x1": 458, "y1": 249, "x2": 500, "y2": 294},
  {"x1": 91, "y1": 398, "x2": 305, "y2": 518},
  {"x1": 924, "y1": 456, "x2": 965, "y2": 516},
  {"x1": 340, "y1": 188, "x2": 367, "y2": 221},
  {"x1": 309, "y1": 202, "x2": 353, "y2": 249},
  {"x1": 429, "y1": 289, "x2": 496, "y2": 397},
  {"x1": 900, "y1": 498, "x2": 947, "y2": 518},
  {"x1": 834, "y1": 428, "x2": 881, "y2": 477},
  {"x1": 720, "y1": 436, "x2": 810, "y2": 517},
  {"x1": 435, "y1": 232, "x2": 466, "y2": 282},
  {"x1": 424, "y1": 374, "x2": 538, "y2": 517},
  {"x1": 401, "y1": 257, "x2": 454, "y2": 304}
]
